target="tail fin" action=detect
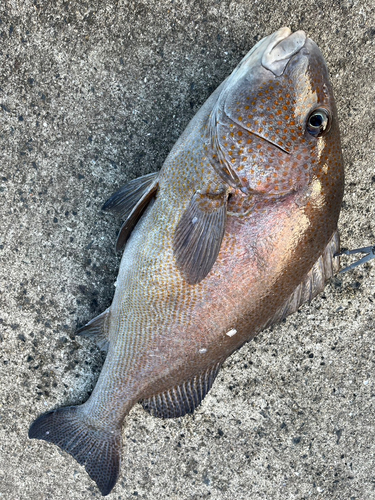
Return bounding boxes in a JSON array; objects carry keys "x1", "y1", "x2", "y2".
[{"x1": 29, "y1": 406, "x2": 122, "y2": 496}]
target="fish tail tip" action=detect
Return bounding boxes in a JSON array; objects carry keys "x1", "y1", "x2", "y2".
[{"x1": 29, "y1": 405, "x2": 121, "y2": 496}]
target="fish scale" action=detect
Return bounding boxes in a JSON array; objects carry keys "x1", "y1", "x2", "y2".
[{"x1": 29, "y1": 27, "x2": 345, "y2": 496}]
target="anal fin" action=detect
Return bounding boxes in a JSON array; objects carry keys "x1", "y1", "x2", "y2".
[
  {"x1": 76, "y1": 308, "x2": 110, "y2": 352},
  {"x1": 102, "y1": 172, "x2": 159, "y2": 252},
  {"x1": 141, "y1": 362, "x2": 221, "y2": 419}
]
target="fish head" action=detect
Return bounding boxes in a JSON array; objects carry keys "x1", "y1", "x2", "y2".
[{"x1": 208, "y1": 27, "x2": 344, "y2": 201}]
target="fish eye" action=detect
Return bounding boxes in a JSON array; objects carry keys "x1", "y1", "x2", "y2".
[{"x1": 306, "y1": 108, "x2": 331, "y2": 137}]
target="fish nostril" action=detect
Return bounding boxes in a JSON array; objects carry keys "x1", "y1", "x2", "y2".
[{"x1": 262, "y1": 30, "x2": 306, "y2": 77}]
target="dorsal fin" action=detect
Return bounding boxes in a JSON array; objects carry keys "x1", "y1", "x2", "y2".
[
  {"x1": 266, "y1": 231, "x2": 340, "y2": 328},
  {"x1": 76, "y1": 308, "x2": 111, "y2": 352},
  {"x1": 141, "y1": 362, "x2": 222, "y2": 419},
  {"x1": 102, "y1": 172, "x2": 159, "y2": 252}
]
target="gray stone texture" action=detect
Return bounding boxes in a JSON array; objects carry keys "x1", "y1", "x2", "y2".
[{"x1": 1, "y1": 0, "x2": 374, "y2": 498}]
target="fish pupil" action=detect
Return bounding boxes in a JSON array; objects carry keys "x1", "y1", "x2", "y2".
[
  {"x1": 310, "y1": 114, "x2": 323, "y2": 127},
  {"x1": 306, "y1": 108, "x2": 330, "y2": 137}
]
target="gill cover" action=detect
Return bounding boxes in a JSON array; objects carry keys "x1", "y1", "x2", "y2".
[{"x1": 206, "y1": 28, "x2": 338, "y2": 196}]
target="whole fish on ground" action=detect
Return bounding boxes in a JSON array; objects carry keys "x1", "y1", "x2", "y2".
[{"x1": 29, "y1": 27, "x2": 346, "y2": 495}]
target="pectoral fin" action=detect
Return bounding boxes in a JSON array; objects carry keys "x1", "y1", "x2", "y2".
[
  {"x1": 173, "y1": 191, "x2": 228, "y2": 285},
  {"x1": 102, "y1": 172, "x2": 159, "y2": 252}
]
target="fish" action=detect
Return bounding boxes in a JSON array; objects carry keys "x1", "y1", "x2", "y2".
[{"x1": 29, "y1": 27, "x2": 345, "y2": 496}]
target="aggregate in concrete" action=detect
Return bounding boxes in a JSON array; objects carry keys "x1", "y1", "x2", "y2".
[{"x1": 0, "y1": 1, "x2": 374, "y2": 499}]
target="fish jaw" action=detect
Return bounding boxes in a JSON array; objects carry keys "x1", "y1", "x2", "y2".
[
  {"x1": 232, "y1": 27, "x2": 307, "y2": 82},
  {"x1": 261, "y1": 28, "x2": 306, "y2": 76}
]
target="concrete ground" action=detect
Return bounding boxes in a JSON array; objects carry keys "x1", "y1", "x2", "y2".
[{"x1": 1, "y1": 1, "x2": 374, "y2": 499}]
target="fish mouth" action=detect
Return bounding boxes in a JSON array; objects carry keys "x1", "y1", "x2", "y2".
[
  {"x1": 231, "y1": 27, "x2": 307, "y2": 81},
  {"x1": 261, "y1": 27, "x2": 306, "y2": 77}
]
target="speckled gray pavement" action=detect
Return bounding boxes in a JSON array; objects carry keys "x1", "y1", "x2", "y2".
[{"x1": 1, "y1": 1, "x2": 374, "y2": 499}]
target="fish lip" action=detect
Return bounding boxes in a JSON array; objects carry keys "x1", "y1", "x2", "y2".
[{"x1": 261, "y1": 27, "x2": 307, "y2": 76}]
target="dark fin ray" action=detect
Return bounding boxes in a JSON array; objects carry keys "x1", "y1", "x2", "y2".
[
  {"x1": 141, "y1": 362, "x2": 221, "y2": 418},
  {"x1": 29, "y1": 406, "x2": 122, "y2": 496},
  {"x1": 115, "y1": 180, "x2": 158, "y2": 252},
  {"x1": 102, "y1": 172, "x2": 159, "y2": 252},
  {"x1": 174, "y1": 192, "x2": 227, "y2": 285},
  {"x1": 76, "y1": 308, "x2": 111, "y2": 352},
  {"x1": 266, "y1": 231, "x2": 340, "y2": 328},
  {"x1": 102, "y1": 172, "x2": 158, "y2": 218}
]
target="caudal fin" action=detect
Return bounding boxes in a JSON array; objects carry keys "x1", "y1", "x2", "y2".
[{"x1": 29, "y1": 406, "x2": 122, "y2": 496}]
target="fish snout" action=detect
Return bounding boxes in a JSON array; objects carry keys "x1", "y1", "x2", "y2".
[{"x1": 261, "y1": 27, "x2": 306, "y2": 76}]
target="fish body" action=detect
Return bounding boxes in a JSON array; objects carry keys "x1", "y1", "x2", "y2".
[{"x1": 29, "y1": 28, "x2": 344, "y2": 495}]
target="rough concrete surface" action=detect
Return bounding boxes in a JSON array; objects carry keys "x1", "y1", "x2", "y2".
[{"x1": 0, "y1": 0, "x2": 374, "y2": 499}]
